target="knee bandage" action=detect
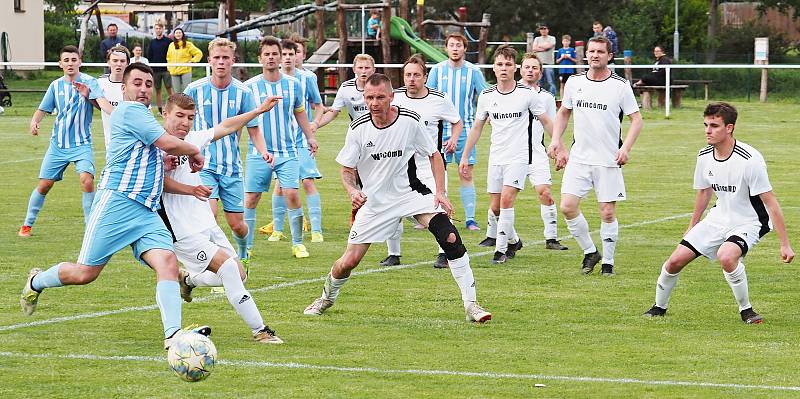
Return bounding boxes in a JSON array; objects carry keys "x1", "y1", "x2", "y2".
[{"x1": 427, "y1": 213, "x2": 467, "y2": 260}]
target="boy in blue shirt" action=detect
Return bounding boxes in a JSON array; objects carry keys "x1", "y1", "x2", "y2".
[
  {"x1": 556, "y1": 35, "x2": 577, "y2": 97},
  {"x1": 367, "y1": 10, "x2": 381, "y2": 39}
]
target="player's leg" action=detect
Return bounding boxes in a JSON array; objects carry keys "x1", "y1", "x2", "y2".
[
  {"x1": 497, "y1": 185, "x2": 522, "y2": 259},
  {"x1": 718, "y1": 230, "x2": 762, "y2": 323},
  {"x1": 382, "y1": 220, "x2": 403, "y2": 266},
  {"x1": 299, "y1": 149, "x2": 324, "y2": 241},
  {"x1": 529, "y1": 157, "x2": 567, "y2": 250},
  {"x1": 200, "y1": 170, "x2": 222, "y2": 220},
  {"x1": 269, "y1": 183, "x2": 288, "y2": 240},
  {"x1": 244, "y1": 156, "x2": 273, "y2": 256},
  {"x1": 140, "y1": 248, "x2": 183, "y2": 340},
  {"x1": 20, "y1": 179, "x2": 55, "y2": 236},
  {"x1": 595, "y1": 166, "x2": 626, "y2": 276},
  {"x1": 154, "y1": 72, "x2": 164, "y2": 113},
  {"x1": 643, "y1": 243, "x2": 698, "y2": 317},
  {"x1": 560, "y1": 162, "x2": 601, "y2": 273},
  {"x1": 416, "y1": 211, "x2": 491, "y2": 322},
  {"x1": 278, "y1": 158, "x2": 307, "y2": 258},
  {"x1": 304, "y1": 243, "x2": 371, "y2": 315},
  {"x1": 217, "y1": 175, "x2": 248, "y2": 258},
  {"x1": 457, "y1": 142, "x2": 479, "y2": 230}
]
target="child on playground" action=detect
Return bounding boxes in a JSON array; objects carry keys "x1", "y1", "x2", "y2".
[{"x1": 367, "y1": 10, "x2": 381, "y2": 39}]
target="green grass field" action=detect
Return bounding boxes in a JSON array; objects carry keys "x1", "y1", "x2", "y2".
[{"x1": 0, "y1": 94, "x2": 798, "y2": 398}]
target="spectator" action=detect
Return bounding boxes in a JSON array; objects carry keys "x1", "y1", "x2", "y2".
[
  {"x1": 590, "y1": 21, "x2": 618, "y2": 68},
  {"x1": 147, "y1": 20, "x2": 173, "y2": 114},
  {"x1": 166, "y1": 27, "x2": 203, "y2": 93},
  {"x1": 367, "y1": 10, "x2": 381, "y2": 39},
  {"x1": 99, "y1": 23, "x2": 127, "y2": 72},
  {"x1": 556, "y1": 34, "x2": 577, "y2": 96},
  {"x1": 635, "y1": 45, "x2": 673, "y2": 86},
  {"x1": 131, "y1": 45, "x2": 149, "y2": 64},
  {"x1": 532, "y1": 23, "x2": 557, "y2": 95}
]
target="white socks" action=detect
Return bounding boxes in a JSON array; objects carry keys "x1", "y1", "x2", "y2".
[
  {"x1": 188, "y1": 269, "x2": 223, "y2": 287},
  {"x1": 654, "y1": 263, "x2": 679, "y2": 309},
  {"x1": 724, "y1": 261, "x2": 751, "y2": 311},
  {"x1": 496, "y1": 208, "x2": 516, "y2": 253},
  {"x1": 448, "y1": 253, "x2": 477, "y2": 309},
  {"x1": 217, "y1": 257, "x2": 265, "y2": 333},
  {"x1": 600, "y1": 219, "x2": 619, "y2": 265},
  {"x1": 322, "y1": 273, "x2": 349, "y2": 302},
  {"x1": 486, "y1": 208, "x2": 498, "y2": 239},
  {"x1": 541, "y1": 204, "x2": 558, "y2": 240},
  {"x1": 566, "y1": 213, "x2": 597, "y2": 254},
  {"x1": 386, "y1": 221, "x2": 402, "y2": 256}
]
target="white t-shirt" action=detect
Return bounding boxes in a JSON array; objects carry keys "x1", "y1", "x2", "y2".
[
  {"x1": 336, "y1": 106, "x2": 437, "y2": 208},
  {"x1": 533, "y1": 35, "x2": 556, "y2": 64},
  {"x1": 161, "y1": 129, "x2": 218, "y2": 240},
  {"x1": 518, "y1": 82, "x2": 557, "y2": 160},
  {"x1": 694, "y1": 140, "x2": 772, "y2": 231},
  {"x1": 97, "y1": 74, "x2": 124, "y2": 150},
  {"x1": 332, "y1": 78, "x2": 368, "y2": 120},
  {"x1": 561, "y1": 72, "x2": 639, "y2": 167},
  {"x1": 475, "y1": 83, "x2": 546, "y2": 165}
]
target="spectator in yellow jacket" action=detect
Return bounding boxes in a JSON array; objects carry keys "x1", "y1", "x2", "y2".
[{"x1": 167, "y1": 28, "x2": 203, "y2": 92}]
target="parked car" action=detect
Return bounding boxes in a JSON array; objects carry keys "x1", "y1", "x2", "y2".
[
  {"x1": 75, "y1": 15, "x2": 151, "y2": 40},
  {"x1": 174, "y1": 19, "x2": 262, "y2": 41}
]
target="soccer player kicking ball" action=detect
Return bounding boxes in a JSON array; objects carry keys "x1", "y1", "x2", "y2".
[
  {"x1": 460, "y1": 46, "x2": 554, "y2": 264},
  {"x1": 303, "y1": 74, "x2": 491, "y2": 323},
  {"x1": 20, "y1": 63, "x2": 208, "y2": 349},
  {"x1": 643, "y1": 102, "x2": 794, "y2": 323},
  {"x1": 160, "y1": 93, "x2": 285, "y2": 343},
  {"x1": 547, "y1": 36, "x2": 643, "y2": 276}
]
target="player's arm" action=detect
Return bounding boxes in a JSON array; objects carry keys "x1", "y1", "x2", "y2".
[
  {"x1": 294, "y1": 108, "x2": 319, "y2": 154},
  {"x1": 341, "y1": 166, "x2": 366, "y2": 209},
  {"x1": 444, "y1": 120, "x2": 464, "y2": 154},
  {"x1": 212, "y1": 96, "x2": 281, "y2": 141},
  {"x1": 548, "y1": 106, "x2": 572, "y2": 169},
  {"x1": 309, "y1": 102, "x2": 325, "y2": 132},
  {"x1": 759, "y1": 191, "x2": 795, "y2": 263},
  {"x1": 154, "y1": 133, "x2": 204, "y2": 172},
  {"x1": 315, "y1": 107, "x2": 340, "y2": 129},
  {"x1": 30, "y1": 109, "x2": 48, "y2": 135},
  {"x1": 686, "y1": 187, "x2": 713, "y2": 234},
  {"x1": 615, "y1": 111, "x2": 644, "y2": 166},
  {"x1": 459, "y1": 119, "x2": 485, "y2": 178},
  {"x1": 163, "y1": 175, "x2": 212, "y2": 201},
  {"x1": 73, "y1": 81, "x2": 115, "y2": 114}
]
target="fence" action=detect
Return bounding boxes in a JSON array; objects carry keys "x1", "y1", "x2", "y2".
[{"x1": 1, "y1": 61, "x2": 798, "y2": 118}]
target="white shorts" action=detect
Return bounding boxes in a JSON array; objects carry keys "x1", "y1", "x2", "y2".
[
  {"x1": 349, "y1": 191, "x2": 441, "y2": 244},
  {"x1": 682, "y1": 219, "x2": 764, "y2": 260},
  {"x1": 561, "y1": 162, "x2": 626, "y2": 202},
  {"x1": 487, "y1": 163, "x2": 528, "y2": 193},
  {"x1": 174, "y1": 225, "x2": 237, "y2": 273},
  {"x1": 527, "y1": 155, "x2": 553, "y2": 187}
]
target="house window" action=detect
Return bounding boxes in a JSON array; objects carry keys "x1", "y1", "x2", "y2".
[{"x1": 14, "y1": 0, "x2": 25, "y2": 13}]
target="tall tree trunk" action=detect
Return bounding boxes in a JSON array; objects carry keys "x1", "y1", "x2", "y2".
[{"x1": 706, "y1": 0, "x2": 719, "y2": 63}]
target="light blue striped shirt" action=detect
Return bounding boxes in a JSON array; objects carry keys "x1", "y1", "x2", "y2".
[
  {"x1": 97, "y1": 101, "x2": 167, "y2": 210},
  {"x1": 245, "y1": 74, "x2": 305, "y2": 158},
  {"x1": 427, "y1": 60, "x2": 487, "y2": 139},
  {"x1": 38, "y1": 73, "x2": 102, "y2": 149},
  {"x1": 184, "y1": 77, "x2": 257, "y2": 177},
  {"x1": 289, "y1": 68, "x2": 322, "y2": 149}
]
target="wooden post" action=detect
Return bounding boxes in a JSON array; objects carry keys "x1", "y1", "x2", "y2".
[
  {"x1": 227, "y1": 0, "x2": 237, "y2": 43},
  {"x1": 575, "y1": 40, "x2": 585, "y2": 72},
  {"x1": 315, "y1": 0, "x2": 326, "y2": 93},
  {"x1": 417, "y1": 1, "x2": 424, "y2": 40},
  {"x1": 337, "y1": 0, "x2": 348, "y2": 84},
  {"x1": 399, "y1": 0, "x2": 410, "y2": 61},
  {"x1": 623, "y1": 49, "x2": 633, "y2": 82},
  {"x1": 526, "y1": 32, "x2": 535, "y2": 53},
  {"x1": 95, "y1": 7, "x2": 105, "y2": 41},
  {"x1": 477, "y1": 13, "x2": 490, "y2": 66},
  {"x1": 754, "y1": 37, "x2": 768, "y2": 102},
  {"x1": 381, "y1": 3, "x2": 396, "y2": 84}
]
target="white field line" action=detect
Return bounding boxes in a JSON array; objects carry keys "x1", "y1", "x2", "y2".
[
  {"x1": 0, "y1": 150, "x2": 106, "y2": 165},
  {"x1": 0, "y1": 212, "x2": 691, "y2": 332},
  {"x1": 0, "y1": 350, "x2": 797, "y2": 392}
]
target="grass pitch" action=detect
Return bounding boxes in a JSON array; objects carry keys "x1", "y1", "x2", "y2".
[{"x1": 0, "y1": 94, "x2": 798, "y2": 398}]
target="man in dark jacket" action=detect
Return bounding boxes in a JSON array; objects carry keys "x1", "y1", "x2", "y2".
[
  {"x1": 636, "y1": 45, "x2": 673, "y2": 86},
  {"x1": 146, "y1": 20, "x2": 173, "y2": 114}
]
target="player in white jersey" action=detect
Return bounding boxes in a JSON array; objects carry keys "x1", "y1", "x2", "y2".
[
  {"x1": 19, "y1": 45, "x2": 104, "y2": 238},
  {"x1": 461, "y1": 46, "x2": 554, "y2": 264},
  {"x1": 303, "y1": 74, "x2": 491, "y2": 323},
  {"x1": 21, "y1": 63, "x2": 209, "y2": 349},
  {"x1": 316, "y1": 53, "x2": 374, "y2": 125},
  {"x1": 381, "y1": 54, "x2": 463, "y2": 269},
  {"x1": 97, "y1": 45, "x2": 129, "y2": 151},
  {"x1": 184, "y1": 38, "x2": 269, "y2": 263},
  {"x1": 159, "y1": 93, "x2": 285, "y2": 343},
  {"x1": 428, "y1": 32, "x2": 488, "y2": 231},
  {"x1": 547, "y1": 36, "x2": 643, "y2": 276},
  {"x1": 643, "y1": 102, "x2": 794, "y2": 324}
]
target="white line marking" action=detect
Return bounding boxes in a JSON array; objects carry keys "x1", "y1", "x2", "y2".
[
  {"x1": 0, "y1": 350, "x2": 796, "y2": 392},
  {"x1": 0, "y1": 212, "x2": 691, "y2": 332},
  {"x1": 0, "y1": 150, "x2": 106, "y2": 165}
]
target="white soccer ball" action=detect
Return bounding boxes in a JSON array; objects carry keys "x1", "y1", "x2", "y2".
[{"x1": 167, "y1": 332, "x2": 217, "y2": 382}]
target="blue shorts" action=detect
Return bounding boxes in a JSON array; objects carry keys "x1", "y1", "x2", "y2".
[
  {"x1": 199, "y1": 170, "x2": 244, "y2": 213},
  {"x1": 444, "y1": 134, "x2": 477, "y2": 165},
  {"x1": 297, "y1": 148, "x2": 322, "y2": 180},
  {"x1": 39, "y1": 143, "x2": 95, "y2": 181},
  {"x1": 246, "y1": 155, "x2": 300, "y2": 192},
  {"x1": 78, "y1": 190, "x2": 173, "y2": 266}
]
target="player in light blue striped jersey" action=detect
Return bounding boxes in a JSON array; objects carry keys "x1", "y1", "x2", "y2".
[
  {"x1": 245, "y1": 36, "x2": 318, "y2": 259},
  {"x1": 427, "y1": 33, "x2": 487, "y2": 231},
  {"x1": 184, "y1": 38, "x2": 269, "y2": 261},
  {"x1": 261, "y1": 38, "x2": 326, "y2": 243},
  {"x1": 19, "y1": 45, "x2": 104, "y2": 237},
  {"x1": 20, "y1": 63, "x2": 207, "y2": 349}
]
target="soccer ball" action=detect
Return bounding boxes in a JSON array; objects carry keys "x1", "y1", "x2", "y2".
[{"x1": 167, "y1": 332, "x2": 217, "y2": 382}]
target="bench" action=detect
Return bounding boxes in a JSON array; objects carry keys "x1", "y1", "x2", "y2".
[
  {"x1": 633, "y1": 85, "x2": 688, "y2": 110},
  {"x1": 674, "y1": 79, "x2": 713, "y2": 100}
]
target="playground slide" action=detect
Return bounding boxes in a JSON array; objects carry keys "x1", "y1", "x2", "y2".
[{"x1": 389, "y1": 16, "x2": 447, "y2": 63}]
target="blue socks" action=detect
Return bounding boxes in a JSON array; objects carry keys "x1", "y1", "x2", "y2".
[
  {"x1": 460, "y1": 185, "x2": 477, "y2": 222},
  {"x1": 288, "y1": 207, "x2": 304, "y2": 245},
  {"x1": 272, "y1": 194, "x2": 287, "y2": 232},
  {"x1": 31, "y1": 263, "x2": 64, "y2": 292},
  {"x1": 24, "y1": 189, "x2": 46, "y2": 226},
  {"x1": 82, "y1": 191, "x2": 95, "y2": 225},
  {"x1": 243, "y1": 208, "x2": 256, "y2": 255},
  {"x1": 306, "y1": 193, "x2": 322, "y2": 233},
  {"x1": 155, "y1": 280, "x2": 182, "y2": 338}
]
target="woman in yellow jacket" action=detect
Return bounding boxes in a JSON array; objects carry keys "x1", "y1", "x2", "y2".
[{"x1": 166, "y1": 28, "x2": 203, "y2": 92}]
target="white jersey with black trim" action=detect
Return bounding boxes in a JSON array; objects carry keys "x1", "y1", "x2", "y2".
[
  {"x1": 518, "y1": 82, "x2": 557, "y2": 162},
  {"x1": 97, "y1": 74, "x2": 124, "y2": 150},
  {"x1": 332, "y1": 78, "x2": 368, "y2": 120},
  {"x1": 335, "y1": 106, "x2": 438, "y2": 208},
  {"x1": 561, "y1": 71, "x2": 639, "y2": 167},
  {"x1": 475, "y1": 83, "x2": 547, "y2": 165},
  {"x1": 161, "y1": 129, "x2": 218, "y2": 241},
  {"x1": 392, "y1": 87, "x2": 461, "y2": 152},
  {"x1": 693, "y1": 140, "x2": 772, "y2": 233}
]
